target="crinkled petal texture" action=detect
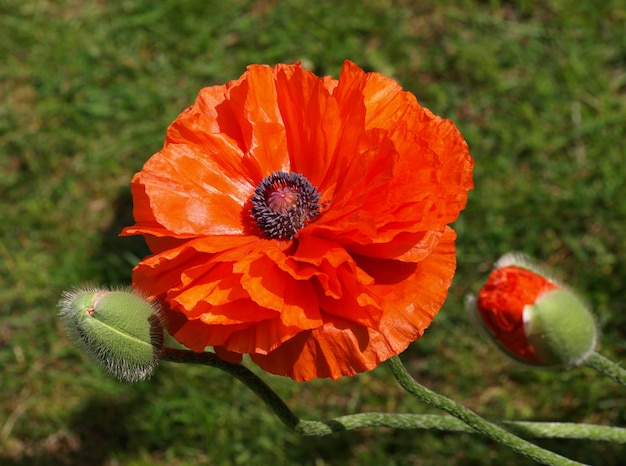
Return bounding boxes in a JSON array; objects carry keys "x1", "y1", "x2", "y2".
[{"x1": 122, "y1": 61, "x2": 473, "y2": 381}]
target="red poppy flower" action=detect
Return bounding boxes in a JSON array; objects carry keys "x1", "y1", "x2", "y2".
[
  {"x1": 470, "y1": 253, "x2": 597, "y2": 366},
  {"x1": 122, "y1": 61, "x2": 473, "y2": 381}
]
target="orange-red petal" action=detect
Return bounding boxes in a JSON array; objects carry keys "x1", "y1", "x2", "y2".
[
  {"x1": 251, "y1": 227, "x2": 458, "y2": 380},
  {"x1": 123, "y1": 61, "x2": 473, "y2": 380}
]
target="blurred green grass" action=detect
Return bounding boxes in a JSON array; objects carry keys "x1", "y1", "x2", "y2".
[{"x1": 1, "y1": 0, "x2": 625, "y2": 464}]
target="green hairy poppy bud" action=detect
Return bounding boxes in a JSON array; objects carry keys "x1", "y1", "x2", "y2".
[{"x1": 59, "y1": 287, "x2": 164, "y2": 382}]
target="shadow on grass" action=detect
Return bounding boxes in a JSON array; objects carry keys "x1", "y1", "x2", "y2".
[
  {"x1": 0, "y1": 188, "x2": 150, "y2": 466},
  {"x1": 0, "y1": 390, "x2": 146, "y2": 466},
  {"x1": 90, "y1": 186, "x2": 150, "y2": 286}
]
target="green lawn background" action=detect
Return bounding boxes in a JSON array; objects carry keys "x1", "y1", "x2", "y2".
[{"x1": 1, "y1": 1, "x2": 625, "y2": 465}]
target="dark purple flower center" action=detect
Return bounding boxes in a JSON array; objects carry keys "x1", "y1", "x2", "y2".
[{"x1": 250, "y1": 171, "x2": 321, "y2": 240}]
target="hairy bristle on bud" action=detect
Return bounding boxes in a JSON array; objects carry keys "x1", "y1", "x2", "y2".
[{"x1": 58, "y1": 286, "x2": 165, "y2": 383}]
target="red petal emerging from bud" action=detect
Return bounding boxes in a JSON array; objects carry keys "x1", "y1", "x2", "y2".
[
  {"x1": 472, "y1": 253, "x2": 597, "y2": 367},
  {"x1": 477, "y1": 265, "x2": 559, "y2": 363}
]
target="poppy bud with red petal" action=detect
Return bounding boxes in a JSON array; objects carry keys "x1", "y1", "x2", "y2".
[{"x1": 467, "y1": 253, "x2": 597, "y2": 367}]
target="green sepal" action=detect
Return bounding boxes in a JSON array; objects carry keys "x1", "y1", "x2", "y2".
[{"x1": 525, "y1": 289, "x2": 597, "y2": 367}]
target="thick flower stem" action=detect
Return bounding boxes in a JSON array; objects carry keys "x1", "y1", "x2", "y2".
[
  {"x1": 386, "y1": 356, "x2": 584, "y2": 466},
  {"x1": 584, "y1": 351, "x2": 626, "y2": 386},
  {"x1": 160, "y1": 348, "x2": 626, "y2": 447}
]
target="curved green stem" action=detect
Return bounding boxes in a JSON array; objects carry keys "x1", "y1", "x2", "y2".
[
  {"x1": 386, "y1": 356, "x2": 584, "y2": 466},
  {"x1": 161, "y1": 348, "x2": 624, "y2": 464},
  {"x1": 297, "y1": 414, "x2": 626, "y2": 442},
  {"x1": 584, "y1": 351, "x2": 626, "y2": 386}
]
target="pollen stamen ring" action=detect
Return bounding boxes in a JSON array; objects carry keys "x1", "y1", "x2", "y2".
[{"x1": 250, "y1": 171, "x2": 321, "y2": 240}]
